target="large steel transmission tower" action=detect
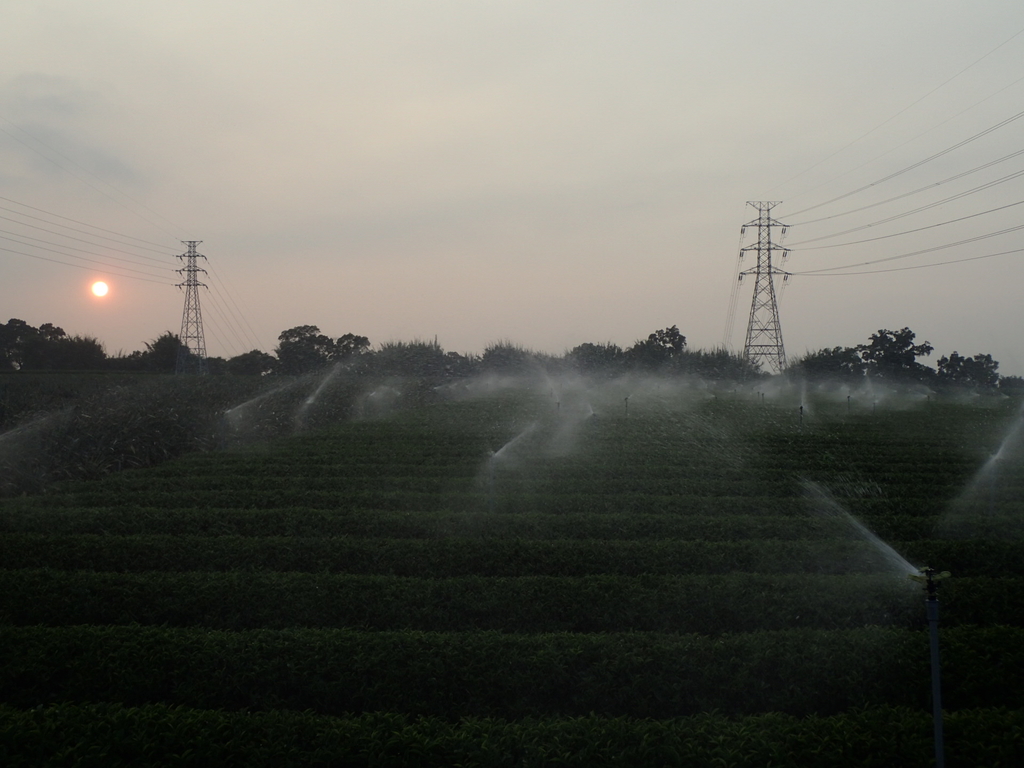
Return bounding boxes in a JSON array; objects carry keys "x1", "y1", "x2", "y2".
[
  {"x1": 740, "y1": 201, "x2": 789, "y2": 374},
  {"x1": 175, "y1": 240, "x2": 208, "y2": 375}
]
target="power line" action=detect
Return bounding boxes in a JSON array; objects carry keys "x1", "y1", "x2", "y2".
[
  {"x1": 0, "y1": 244, "x2": 175, "y2": 285},
  {"x1": 201, "y1": 294, "x2": 245, "y2": 358},
  {"x1": 793, "y1": 223, "x2": 1024, "y2": 274},
  {"x1": 789, "y1": 147, "x2": 1024, "y2": 228},
  {"x1": 790, "y1": 246, "x2": 1024, "y2": 277},
  {"x1": 766, "y1": 24, "x2": 1024, "y2": 198},
  {"x1": 0, "y1": 233, "x2": 173, "y2": 280},
  {"x1": 785, "y1": 107, "x2": 1024, "y2": 218},
  {"x1": 792, "y1": 199, "x2": 1024, "y2": 251},
  {"x1": 0, "y1": 206, "x2": 175, "y2": 260},
  {"x1": 207, "y1": 267, "x2": 266, "y2": 351},
  {"x1": 787, "y1": 167, "x2": 1024, "y2": 245},
  {"x1": 0, "y1": 221, "x2": 177, "y2": 272},
  {"x1": 0, "y1": 117, "x2": 186, "y2": 239},
  {"x1": 0, "y1": 196, "x2": 176, "y2": 250}
]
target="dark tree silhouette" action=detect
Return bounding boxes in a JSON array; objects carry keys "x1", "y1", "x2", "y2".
[
  {"x1": 857, "y1": 328, "x2": 933, "y2": 380},
  {"x1": 789, "y1": 346, "x2": 865, "y2": 382},
  {"x1": 143, "y1": 332, "x2": 184, "y2": 373},
  {"x1": 0, "y1": 319, "x2": 106, "y2": 371},
  {"x1": 568, "y1": 342, "x2": 625, "y2": 376},
  {"x1": 628, "y1": 325, "x2": 686, "y2": 368},
  {"x1": 275, "y1": 326, "x2": 336, "y2": 375},
  {"x1": 937, "y1": 352, "x2": 999, "y2": 387},
  {"x1": 226, "y1": 349, "x2": 278, "y2": 376}
]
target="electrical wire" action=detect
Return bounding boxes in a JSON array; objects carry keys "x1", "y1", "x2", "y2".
[
  {"x1": 203, "y1": 285, "x2": 252, "y2": 356},
  {"x1": 764, "y1": 24, "x2": 1024, "y2": 198},
  {"x1": 790, "y1": 246, "x2": 1024, "y2": 277},
  {"x1": 1, "y1": 244, "x2": 175, "y2": 285},
  {"x1": 0, "y1": 207, "x2": 175, "y2": 261},
  {"x1": 793, "y1": 223, "x2": 1024, "y2": 274},
  {"x1": 0, "y1": 196, "x2": 176, "y2": 250},
  {"x1": 199, "y1": 300, "x2": 243, "y2": 359},
  {"x1": 207, "y1": 268, "x2": 266, "y2": 351},
  {"x1": 784, "y1": 107, "x2": 1024, "y2": 218},
  {"x1": 0, "y1": 223, "x2": 177, "y2": 273},
  {"x1": 792, "y1": 198, "x2": 1024, "y2": 251},
  {"x1": 789, "y1": 147, "x2": 1024, "y2": 228},
  {"x1": 0, "y1": 233, "x2": 173, "y2": 280},
  {"x1": 0, "y1": 119, "x2": 186, "y2": 239},
  {"x1": 787, "y1": 167, "x2": 1024, "y2": 245}
]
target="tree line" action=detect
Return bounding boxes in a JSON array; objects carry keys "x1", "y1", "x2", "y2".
[
  {"x1": 787, "y1": 327, "x2": 1020, "y2": 390},
  {"x1": 0, "y1": 317, "x2": 1016, "y2": 389}
]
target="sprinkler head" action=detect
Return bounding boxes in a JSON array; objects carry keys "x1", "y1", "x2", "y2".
[{"x1": 909, "y1": 566, "x2": 951, "y2": 598}]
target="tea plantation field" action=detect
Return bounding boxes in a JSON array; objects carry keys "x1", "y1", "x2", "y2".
[{"x1": 2, "y1": 381, "x2": 1023, "y2": 766}]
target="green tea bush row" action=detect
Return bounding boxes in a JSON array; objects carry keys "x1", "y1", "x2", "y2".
[
  {"x1": 2, "y1": 503, "x2": 1007, "y2": 541},
  {"x1": 3, "y1": 702, "x2": 1023, "y2": 768},
  {"x1": 0, "y1": 569, "x2": 1010, "y2": 633},
  {"x1": 6, "y1": 487, "x2": 812, "y2": 514},
  {"x1": 3, "y1": 625, "x2": 1021, "y2": 719},
  {"x1": 3, "y1": 534, "x2": 1019, "y2": 578}
]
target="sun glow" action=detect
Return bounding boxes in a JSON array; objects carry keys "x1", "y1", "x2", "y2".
[{"x1": 91, "y1": 281, "x2": 109, "y2": 297}]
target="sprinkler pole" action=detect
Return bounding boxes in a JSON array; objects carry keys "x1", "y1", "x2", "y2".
[
  {"x1": 488, "y1": 454, "x2": 496, "y2": 513},
  {"x1": 990, "y1": 457, "x2": 999, "y2": 515},
  {"x1": 910, "y1": 566, "x2": 951, "y2": 768}
]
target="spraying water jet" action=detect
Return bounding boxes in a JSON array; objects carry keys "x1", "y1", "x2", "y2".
[
  {"x1": 484, "y1": 423, "x2": 538, "y2": 512},
  {"x1": 294, "y1": 365, "x2": 341, "y2": 430},
  {"x1": 806, "y1": 482, "x2": 918, "y2": 576}
]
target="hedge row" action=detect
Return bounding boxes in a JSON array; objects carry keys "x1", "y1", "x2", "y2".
[
  {"x1": 1, "y1": 534, "x2": 1019, "y2": 578},
  {"x1": 3, "y1": 625, "x2": 1021, "y2": 719},
  {"x1": 3, "y1": 702, "x2": 1023, "y2": 767},
  {"x1": 3, "y1": 487, "x2": 811, "y2": 512},
  {"x1": 2, "y1": 504, "x2": 1014, "y2": 542},
  {"x1": 0, "y1": 569, "x2": 1012, "y2": 633}
]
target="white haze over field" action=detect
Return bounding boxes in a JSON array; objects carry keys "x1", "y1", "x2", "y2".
[{"x1": 1, "y1": 2, "x2": 1023, "y2": 373}]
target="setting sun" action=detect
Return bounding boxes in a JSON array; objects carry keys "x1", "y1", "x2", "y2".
[{"x1": 91, "y1": 281, "x2": 109, "y2": 297}]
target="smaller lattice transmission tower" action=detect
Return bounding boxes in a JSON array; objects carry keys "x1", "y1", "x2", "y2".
[
  {"x1": 175, "y1": 240, "x2": 208, "y2": 375},
  {"x1": 739, "y1": 201, "x2": 790, "y2": 374}
]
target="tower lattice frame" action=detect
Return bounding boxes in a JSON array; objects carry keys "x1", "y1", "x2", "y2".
[
  {"x1": 740, "y1": 201, "x2": 789, "y2": 374},
  {"x1": 175, "y1": 240, "x2": 208, "y2": 375}
]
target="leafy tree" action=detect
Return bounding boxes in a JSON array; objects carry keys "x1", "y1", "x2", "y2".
[
  {"x1": 372, "y1": 340, "x2": 447, "y2": 377},
  {"x1": 676, "y1": 348, "x2": 762, "y2": 381},
  {"x1": 937, "y1": 351, "x2": 1000, "y2": 388},
  {"x1": 204, "y1": 356, "x2": 228, "y2": 375},
  {"x1": 336, "y1": 333, "x2": 370, "y2": 359},
  {"x1": 52, "y1": 335, "x2": 107, "y2": 370},
  {"x1": 1, "y1": 321, "x2": 107, "y2": 371},
  {"x1": 443, "y1": 351, "x2": 478, "y2": 378},
  {"x1": 15, "y1": 323, "x2": 67, "y2": 370},
  {"x1": 999, "y1": 375, "x2": 1024, "y2": 391},
  {"x1": 857, "y1": 328, "x2": 933, "y2": 380},
  {"x1": 226, "y1": 349, "x2": 278, "y2": 376},
  {"x1": 788, "y1": 346, "x2": 865, "y2": 382},
  {"x1": 144, "y1": 332, "x2": 183, "y2": 374},
  {"x1": 0, "y1": 319, "x2": 34, "y2": 370},
  {"x1": 568, "y1": 342, "x2": 625, "y2": 376},
  {"x1": 481, "y1": 341, "x2": 535, "y2": 373},
  {"x1": 628, "y1": 325, "x2": 686, "y2": 369},
  {"x1": 275, "y1": 325, "x2": 337, "y2": 375}
]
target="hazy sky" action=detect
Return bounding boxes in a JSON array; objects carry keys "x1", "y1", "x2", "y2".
[{"x1": 2, "y1": 2, "x2": 1023, "y2": 372}]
